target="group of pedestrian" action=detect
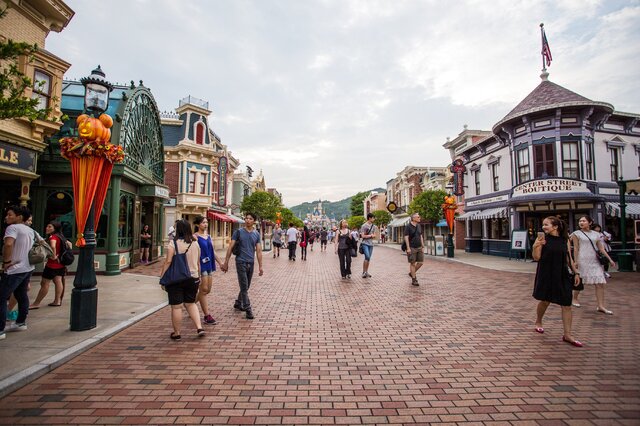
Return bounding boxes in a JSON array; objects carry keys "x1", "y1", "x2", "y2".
[
  {"x1": 159, "y1": 212, "x2": 263, "y2": 340},
  {"x1": 1, "y1": 206, "x2": 74, "y2": 340},
  {"x1": 532, "y1": 215, "x2": 616, "y2": 348}
]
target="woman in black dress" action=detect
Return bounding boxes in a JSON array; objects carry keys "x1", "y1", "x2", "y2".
[{"x1": 532, "y1": 216, "x2": 583, "y2": 347}]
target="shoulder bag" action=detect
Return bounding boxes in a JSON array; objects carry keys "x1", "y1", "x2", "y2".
[
  {"x1": 28, "y1": 231, "x2": 54, "y2": 265},
  {"x1": 159, "y1": 240, "x2": 194, "y2": 287},
  {"x1": 580, "y1": 230, "x2": 609, "y2": 267},
  {"x1": 359, "y1": 223, "x2": 374, "y2": 254},
  {"x1": 232, "y1": 229, "x2": 242, "y2": 256}
]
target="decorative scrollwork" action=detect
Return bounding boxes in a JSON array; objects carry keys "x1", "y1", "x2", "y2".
[{"x1": 119, "y1": 87, "x2": 164, "y2": 183}]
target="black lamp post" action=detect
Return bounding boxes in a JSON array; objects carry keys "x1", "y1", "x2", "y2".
[
  {"x1": 70, "y1": 66, "x2": 113, "y2": 331},
  {"x1": 616, "y1": 179, "x2": 633, "y2": 272}
]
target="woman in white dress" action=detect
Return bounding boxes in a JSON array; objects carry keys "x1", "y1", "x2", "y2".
[{"x1": 570, "y1": 215, "x2": 616, "y2": 314}]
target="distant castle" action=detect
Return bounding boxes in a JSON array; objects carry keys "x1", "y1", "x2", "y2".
[{"x1": 304, "y1": 200, "x2": 336, "y2": 230}]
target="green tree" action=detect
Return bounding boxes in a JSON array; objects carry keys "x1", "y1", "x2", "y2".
[
  {"x1": 0, "y1": 8, "x2": 53, "y2": 121},
  {"x1": 350, "y1": 191, "x2": 368, "y2": 216},
  {"x1": 240, "y1": 191, "x2": 282, "y2": 221},
  {"x1": 278, "y1": 208, "x2": 303, "y2": 228},
  {"x1": 347, "y1": 215, "x2": 365, "y2": 230},
  {"x1": 372, "y1": 210, "x2": 391, "y2": 227},
  {"x1": 408, "y1": 190, "x2": 448, "y2": 223}
]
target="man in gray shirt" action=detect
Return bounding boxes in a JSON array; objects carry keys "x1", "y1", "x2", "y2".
[
  {"x1": 359, "y1": 213, "x2": 378, "y2": 278},
  {"x1": 222, "y1": 212, "x2": 263, "y2": 320},
  {"x1": 1, "y1": 206, "x2": 35, "y2": 339}
]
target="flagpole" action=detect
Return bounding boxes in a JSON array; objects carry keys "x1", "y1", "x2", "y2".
[{"x1": 540, "y1": 23, "x2": 546, "y2": 72}]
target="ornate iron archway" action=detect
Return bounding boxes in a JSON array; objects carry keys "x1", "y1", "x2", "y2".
[{"x1": 116, "y1": 83, "x2": 164, "y2": 183}]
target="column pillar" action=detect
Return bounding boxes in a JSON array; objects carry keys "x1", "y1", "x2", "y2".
[{"x1": 105, "y1": 175, "x2": 122, "y2": 275}]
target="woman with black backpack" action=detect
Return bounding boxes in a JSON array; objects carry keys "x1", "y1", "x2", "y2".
[{"x1": 29, "y1": 221, "x2": 70, "y2": 308}]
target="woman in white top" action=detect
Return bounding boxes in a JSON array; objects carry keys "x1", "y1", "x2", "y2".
[
  {"x1": 159, "y1": 219, "x2": 204, "y2": 340},
  {"x1": 569, "y1": 215, "x2": 616, "y2": 314}
]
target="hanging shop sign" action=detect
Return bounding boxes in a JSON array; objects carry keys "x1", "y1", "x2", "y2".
[
  {"x1": 450, "y1": 159, "x2": 466, "y2": 196},
  {"x1": 218, "y1": 156, "x2": 228, "y2": 206},
  {"x1": 512, "y1": 178, "x2": 590, "y2": 198},
  {"x1": 0, "y1": 141, "x2": 37, "y2": 173}
]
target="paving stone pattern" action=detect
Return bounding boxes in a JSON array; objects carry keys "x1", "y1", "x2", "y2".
[{"x1": 1, "y1": 246, "x2": 639, "y2": 425}]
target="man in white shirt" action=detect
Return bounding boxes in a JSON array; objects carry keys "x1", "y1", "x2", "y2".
[
  {"x1": 286, "y1": 222, "x2": 298, "y2": 261},
  {"x1": 1, "y1": 206, "x2": 35, "y2": 339}
]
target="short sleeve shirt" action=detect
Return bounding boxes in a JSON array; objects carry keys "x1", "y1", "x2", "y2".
[
  {"x1": 272, "y1": 229, "x2": 284, "y2": 243},
  {"x1": 404, "y1": 223, "x2": 422, "y2": 248},
  {"x1": 4, "y1": 223, "x2": 35, "y2": 274},
  {"x1": 233, "y1": 228, "x2": 261, "y2": 263},
  {"x1": 359, "y1": 222, "x2": 377, "y2": 246},
  {"x1": 286, "y1": 227, "x2": 298, "y2": 243}
]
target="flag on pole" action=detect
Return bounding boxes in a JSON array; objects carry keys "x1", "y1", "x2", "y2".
[{"x1": 541, "y1": 24, "x2": 552, "y2": 68}]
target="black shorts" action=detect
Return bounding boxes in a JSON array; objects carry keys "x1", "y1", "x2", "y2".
[
  {"x1": 273, "y1": 242, "x2": 282, "y2": 248},
  {"x1": 166, "y1": 278, "x2": 199, "y2": 305},
  {"x1": 140, "y1": 241, "x2": 152, "y2": 248},
  {"x1": 42, "y1": 266, "x2": 66, "y2": 280}
]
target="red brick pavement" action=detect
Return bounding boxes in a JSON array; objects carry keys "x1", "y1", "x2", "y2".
[{"x1": 1, "y1": 246, "x2": 639, "y2": 425}]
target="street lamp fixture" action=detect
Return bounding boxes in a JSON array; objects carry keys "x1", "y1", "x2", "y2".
[{"x1": 80, "y1": 65, "x2": 113, "y2": 114}]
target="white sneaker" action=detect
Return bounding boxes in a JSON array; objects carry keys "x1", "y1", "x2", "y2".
[
  {"x1": 5, "y1": 323, "x2": 27, "y2": 332},
  {"x1": 604, "y1": 272, "x2": 611, "y2": 278},
  {"x1": 0, "y1": 332, "x2": 5, "y2": 340}
]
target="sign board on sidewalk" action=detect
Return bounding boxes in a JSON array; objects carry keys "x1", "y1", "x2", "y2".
[{"x1": 509, "y1": 229, "x2": 529, "y2": 260}]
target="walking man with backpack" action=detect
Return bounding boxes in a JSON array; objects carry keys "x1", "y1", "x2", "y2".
[
  {"x1": 1, "y1": 206, "x2": 35, "y2": 339},
  {"x1": 360, "y1": 213, "x2": 377, "y2": 278},
  {"x1": 221, "y1": 212, "x2": 263, "y2": 320},
  {"x1": 404, "y1": 212, "x2": 424, "y2": 286}
]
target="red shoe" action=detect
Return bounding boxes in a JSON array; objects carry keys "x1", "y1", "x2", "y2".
[{"x1": 562, "y1": 336, "x2": 583, "y2": 347}]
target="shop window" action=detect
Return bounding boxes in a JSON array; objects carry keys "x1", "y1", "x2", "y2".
[
  {"x1": 562, "y1": 142, "x2": 579, "y2": 178},
  {"x1": 488, "y1": 218, "x2": 510, "y2": 240},
  {"x1": 585, "y1": 143, "x2": 594, "y2": 180},
  {"x1": 516, "y1": 148, "x2": 530, "y2": 183},
  {"x1": 44, "y1": 191, "x2": 74, "y2": 239},
  {"x1": 491, "y1": 163, "x2": 499, "y2": 192},
  {"x1": 195, "y1": 122, "x2": 205, "y2": 145},
  {"x1": 474, "y1": 170, "x2": 481, "y2": 195},
  {"x1": 212, "y1": 178, "x2": 219, "y2": 203},
  {"x1": 610, "y1": 147, "x2": 620, "y2": 181},
  {"x1": 118, "y1": 194, "x2": 134, "y2": 249},
  {"x1": 32, "y1": 69, "x2": 51, "y2": 110},
  {"x1": 534, "y1": 143, "x2": 556, "y2": 178},
  {"x1": 188, "y1": 171, "x2": 197, "y2": 193},
  {"x1": 200, "y1": 172, "x2": 207, "y2": 194}
]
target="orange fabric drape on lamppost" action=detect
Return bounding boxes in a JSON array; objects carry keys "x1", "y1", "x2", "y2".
[
  {"x1": 92, "y1": 161, "x2": 115, "y2": 231},
  {"x1": 70, "y1": 156, "x2": 106, "y2": 247}
]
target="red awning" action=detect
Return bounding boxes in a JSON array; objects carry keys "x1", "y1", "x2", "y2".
[{"x1": 207, "y1": 211, "x2": 235, "y2": 222}]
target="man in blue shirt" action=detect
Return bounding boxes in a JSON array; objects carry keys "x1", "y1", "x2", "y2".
[{"x1": 222, "y1": 212, "x2": 263, "y2": 319}]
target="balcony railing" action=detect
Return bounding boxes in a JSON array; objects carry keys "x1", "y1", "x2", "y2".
[{"x1": 179, "y1": 95, "x2": 209, "y2": 110}]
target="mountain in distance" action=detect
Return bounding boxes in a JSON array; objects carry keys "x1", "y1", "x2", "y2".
[{"x1": 288, "y1": 188, "x2": 385, "y2": 220}]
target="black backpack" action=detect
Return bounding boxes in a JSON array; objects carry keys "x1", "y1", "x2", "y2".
[
  {"x1": 57, "y1": 233, "x2": 75, "y2": 266},
  {"x1": 232, "y1": 229, "x2": 241, "y2": 256}
]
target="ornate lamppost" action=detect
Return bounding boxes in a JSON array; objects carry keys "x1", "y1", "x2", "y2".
[
  {"x1": 60, "y1": 66, "x2": 123, "y2": 331},
  {"x1": 442, "y1": 194, "x2": 457, "y2": 258}
]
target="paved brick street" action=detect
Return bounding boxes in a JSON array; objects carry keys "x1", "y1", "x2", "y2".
[{"x1": 1, "y1": 245, "x2": 638, "y2": 425}]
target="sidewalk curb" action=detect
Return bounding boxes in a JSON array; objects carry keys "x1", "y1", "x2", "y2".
[{"x1": 0, "y1": 301, "x2": 168, "y2": 399}]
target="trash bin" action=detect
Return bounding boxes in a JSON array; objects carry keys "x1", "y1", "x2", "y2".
[{"x1": 435, "y1": 235, "x2": 444, "y2": 256}]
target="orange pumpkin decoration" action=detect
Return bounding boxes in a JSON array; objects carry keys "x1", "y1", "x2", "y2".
[{"x1": 76, "y1": 113, "x2": 113, "y2": 143}]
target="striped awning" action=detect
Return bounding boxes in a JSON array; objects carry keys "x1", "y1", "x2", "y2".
[
  {"x1": 226, "y1": 213, "x2": 245, "y2": 224},
  {"x1": 207, "y1": 211, "x2": 235, "y2": 222},
  {"x1": 388, "y1": 216, "x2": 410, "y2": 227},
  {"x1": 475, "y1": 207, "x2": 509, "y2": 220},
  {"x1": 456, "y1": 210, "x2": 480, "y2": 220},
  {"x1": 605, "y1": 202, "x2": 640, "y2": 219}
]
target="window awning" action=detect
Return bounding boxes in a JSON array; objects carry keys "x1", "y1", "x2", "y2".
[
  {"x1": 606, "y1": 202, "x2": 640, "y2": 219},
  {"x1": 475, "y1": 207, "x2": 509, "y2": 220},
  {"x1": 456, "y1": 210, "x2": 479, "y2": 220},
  {"x1": 388, "y1": 216, "x2": 410, "y2": 227},
  {"x1": 227, "y1": 213, "x2": 245, "y2": 224},
  {"x1": 435, "y1": 219, "x2": 448, "y2": 227},
  {"x1": 207, "y1": 211, "x2": 235, "y2": 222}
]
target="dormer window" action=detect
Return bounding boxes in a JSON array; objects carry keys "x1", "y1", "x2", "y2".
[{"x1": 195, "y1": 122, "x2": 205, "y2": 145}]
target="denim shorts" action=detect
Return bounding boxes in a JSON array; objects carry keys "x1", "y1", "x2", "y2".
[{"x1": 361, "y1": 244, "x2": 373, "y2": 261}]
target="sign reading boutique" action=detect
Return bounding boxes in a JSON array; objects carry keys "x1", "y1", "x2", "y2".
[{"x1": 512, "y1": 178, "x2": 591, "y2": 197}]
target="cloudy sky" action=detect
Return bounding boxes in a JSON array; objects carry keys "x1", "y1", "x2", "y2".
[{"x1": 47, "y1": 0, "x2": 640, "y2": 206}]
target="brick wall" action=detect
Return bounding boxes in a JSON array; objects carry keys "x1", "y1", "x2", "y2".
[{"x1": 165, "y1": 162, "x2": 180, "y2": 196}]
